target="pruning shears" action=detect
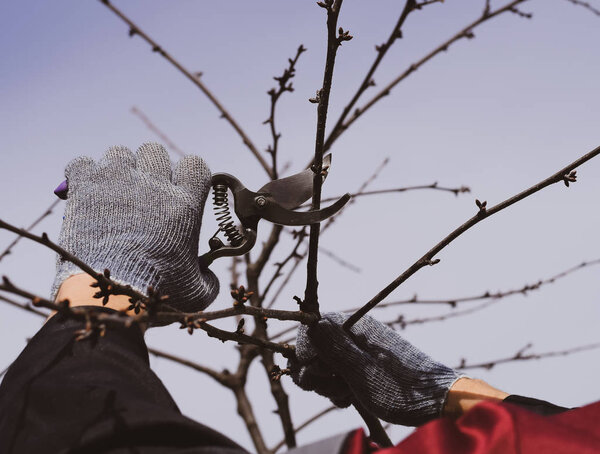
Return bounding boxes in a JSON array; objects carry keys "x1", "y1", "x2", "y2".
[{"x1": 54, "y1": 154, "x2": 350, "y2": 267}]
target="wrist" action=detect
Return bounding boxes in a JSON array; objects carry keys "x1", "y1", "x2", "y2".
[
  {"x1": 54, "y1": 273, "x2": 140, "y2": 317},
  {"x1": 442, "y1": 377, "x2": 509, "y2": 418}
]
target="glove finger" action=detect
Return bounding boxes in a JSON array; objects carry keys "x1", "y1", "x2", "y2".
[
  {"x1": 173, "y1": 155, "x2": 211, "y2": 203},
  {"x1": 97, "y1": 145, "x2": 136, "y2": 175},
  {"x1": 136, "y1": 142, "x2": 172, "y2": 180},
  {"x1": 64, "y1": 156, "x2": 96, "y2": 192}
]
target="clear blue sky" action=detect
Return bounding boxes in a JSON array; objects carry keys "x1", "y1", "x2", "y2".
[{"x1": 1, "y1": 0, "x2": 599, "y2": 451}]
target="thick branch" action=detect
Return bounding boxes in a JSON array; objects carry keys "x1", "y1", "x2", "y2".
[
  {"x1": 247, "y1": 263, "x2": 297, "y2": 447},
  {"x1": 344, "y1": 143, "x2": 600, "y2": 329},
  {"x1": 98, "y1": 0, "x2": 272, "y2": 177},
  {"x1": 304, "y1": 0, "x2": 348, "y2": 313},
  {"x1": 232, "y1": 385, "x2": 269, "y2": 454}
]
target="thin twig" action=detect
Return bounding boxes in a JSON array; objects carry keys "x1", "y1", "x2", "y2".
[
  {"x1": 271, "y1": 406, "x2": 337, "y2": 453},
  {"x1": 130, "y1": 106, "x2": 186, "y2": 157},
  {"x1": 324, "y1": 0, "x2": 416, "y2": 152},
  {"x1": 564, "y1": 0, "x2": 600, "y2": 16},
  {"x1": 325, "y1": 0, "x2": 530, "y2": 151},
  {"x1": 98, "y1": 0, "x2": 272, "y2": 177},
  {"x1": 0, "y1": 199, "x2": 61, "y2": 262},
  {"x1": 259, "y1": 228, "x2": 307, "y2": 306},
  {"x1": 456, "y1": 342, "x2": 600, "y2": 370},
  {"x1": 0, "y1": 293, "x2": 48, "y2": 317},
  {"x1": 319, "y1": 183, "x2": 471, "y2": 204},
  {"x1": 319, "y1": 246, "x2": 361, "y2": 273},
  {"x1": 349, "y1": 258, "x2": 600, "y2": 311},
  {"x1": 344, "y1": 144, "x2": 600, "y2": 330},
  {"x1": 148, "y1": 346, "x2": 226, "y2": 384},
  {"x1": 386, "y1": 300, "x2": 495, "y2": 330},
  {"x1": 266, "y1": 251, "x2": 304, "y2": 309},
  {"x1": 265, "y1": 45, "x2": 306, "y2": 179}
]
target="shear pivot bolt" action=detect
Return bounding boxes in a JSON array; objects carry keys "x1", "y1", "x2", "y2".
[{"x1": 255, "y1": 196, "x2": 267, "y2": 208}]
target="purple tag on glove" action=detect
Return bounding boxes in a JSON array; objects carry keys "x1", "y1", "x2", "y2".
[{"x1": 54, "y1": 180, "x2": 68, "y2": 200}]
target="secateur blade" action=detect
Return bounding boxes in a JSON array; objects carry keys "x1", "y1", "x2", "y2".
[
  {"x1": 199, "y1": 154, "x2": 349, "y2": 267},
  {"x1": 257, "y1": 154, "x2": 332, "y2": 209}
]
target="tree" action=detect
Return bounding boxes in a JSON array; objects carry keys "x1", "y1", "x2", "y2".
[{"x1": 1, "y1": 0, "x2": 600, "y2": 452}]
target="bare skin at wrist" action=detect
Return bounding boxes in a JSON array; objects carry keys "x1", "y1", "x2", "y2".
[
  {"x1": 443, "y1": 377, "x2": 509, "y2": 418},
  {"x1": 53, "y1": 273, "x2": 142, "y2": 319}
]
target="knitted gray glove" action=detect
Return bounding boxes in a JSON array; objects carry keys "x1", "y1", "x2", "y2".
[
  {"x1": 290, "y1": 312, "x2": 463, "y2": 426},
  {"x1": 51, "y1": 143, "x2": 219, "y2": 313}
]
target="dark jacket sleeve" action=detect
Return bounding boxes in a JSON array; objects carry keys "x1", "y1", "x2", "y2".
[{"x1": 0, "y1": 308, "x2": 248, "y2": 454}]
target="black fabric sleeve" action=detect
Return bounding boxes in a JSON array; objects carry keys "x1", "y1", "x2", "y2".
[
  {"x1": 0, "y1": 308, "x2": 248, "y2": 454},
  {"x1": 503, "y1": 394, "x2": 571, "y2": 416}
]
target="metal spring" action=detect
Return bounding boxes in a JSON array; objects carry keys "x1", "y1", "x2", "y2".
[{"x1": 212, "y1": 184, "x2": 244, "y2": 246}]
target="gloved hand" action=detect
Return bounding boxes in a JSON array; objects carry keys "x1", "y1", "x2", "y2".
[
  {"x1": 51, "y1": 143, "x2": 219, "y2": 313},
  {"x1": 290, "y1": 312, "x2": 464, "y2": 426}
]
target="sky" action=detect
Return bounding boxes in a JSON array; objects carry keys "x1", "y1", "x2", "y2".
[{"x1": 1, "y1": 0, "x2": 600, "y2": 451}]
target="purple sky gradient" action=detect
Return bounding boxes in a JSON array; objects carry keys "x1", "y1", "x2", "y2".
[{"x1": 1, "y1": 0, "x2": 600, "y2": 450}]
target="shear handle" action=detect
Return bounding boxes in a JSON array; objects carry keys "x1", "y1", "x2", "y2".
[{"x1": 199, "y1": 229, "x2": 257, "y2": 268}]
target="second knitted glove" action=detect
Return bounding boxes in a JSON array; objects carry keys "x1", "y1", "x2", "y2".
[{"x1": 290, "y1": 312, "x2": 464, "y2": 426}]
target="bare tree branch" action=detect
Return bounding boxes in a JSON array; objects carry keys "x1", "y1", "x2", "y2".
[
  {"x1": 148, "y1": 346, "x2": 226, "y2": 384},
  {"x1": 319, "y1": 245, "x2": 361, "y2": 273},
  {"x1": 265, "y1": 45, "x2": 307, "y2": 179},
  {"x1": 130, "y1": 106, "x2": 186, "y2": 158},
  {"x1": 325, "y1": 0, "x2": 530, "y2": 151},
  {"x1": 319, "y1": 182, "x2": 471, "y2": 204},
  {"x1": 98, "y1": 0, "x2": 272, "y2": 177},
  {"x1": 0, "y1": 199, "x2": 60, "y2": 263},
  {"x1": 456, "y1": 342, "x2": 600, "y2": 370},
  {"x1": 387, "y1": 300, "x2": 495, "y2": 330},
  {"x1": 344, "y1": 143, "x2": 600, "y2": 330},
  {"x1": 351, "y1": 258, "x2": 600, "y2": 311},
  {"x1": 324, "y1": 0, "x2": 416, "y2": 152},
  {"x1": 159, "y1": 303, "x2": 316, "y2": 326}
]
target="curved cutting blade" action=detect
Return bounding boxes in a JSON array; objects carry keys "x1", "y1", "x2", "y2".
[{"x1": 258, "y1": 154, "x2": 332, "y2": 209}]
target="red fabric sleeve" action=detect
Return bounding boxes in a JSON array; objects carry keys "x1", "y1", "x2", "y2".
[{"x1": 344, "y1": 400, "x2": 600, "y2": 454}]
